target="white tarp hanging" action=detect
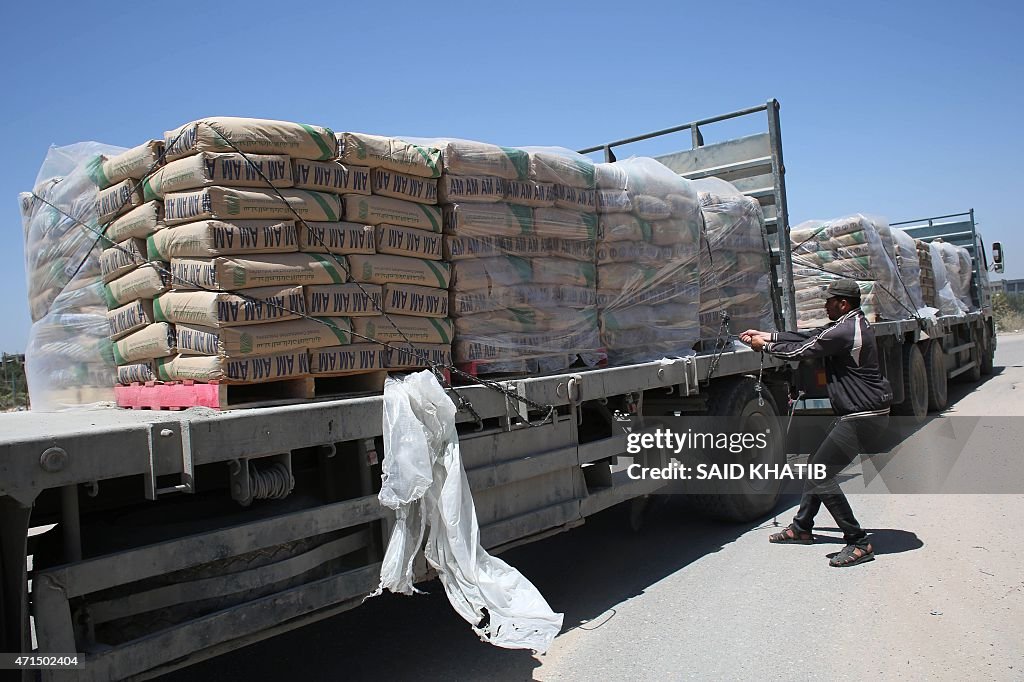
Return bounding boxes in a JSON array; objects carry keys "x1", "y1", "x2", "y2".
[{"x1": 370, "y1": 370, "x2": 564, "y2": 652}]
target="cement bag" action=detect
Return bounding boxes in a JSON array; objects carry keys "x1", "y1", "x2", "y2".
[
  {"x1": 936, "y1": 240, "x2": 973, "y2": 310},
  {"x1": 425, "y1": 138, "x2": 528, "y2": 180},
  {"x1": 165, "y1": 117, "x2": 337, "y2": 162},
  {"x1": 928, "y1": 241, "x2": 968, "y2": 316},
  {"x1": 373, "y1": 371, "x2": 563, "y2": 652},
  {"x1": 524, "y1": 147, "x2": 596, "y2": 188},
  {"x1": 889, "y1": 227, "x2": 927, "y2": 312}
]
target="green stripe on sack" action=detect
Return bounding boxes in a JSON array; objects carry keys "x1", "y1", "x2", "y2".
[
  {"x1": 304, "y1": 190, "x2": 339, "y2": 221},
  {"x1": 86, "y1": 155, "x2": 111, "y2": 188},
  {"x1": 427, "y1": 317, "x2": 452, "y2": 344},
  {"x1": 152, "y1": 295, "x2": 167, "y2": 322},
  {"x1": 299, "y1": 123, "x2": 336, "y2": 161},
  {"x1": 154, "y1": 357, "x2": 172, "y2": 381},
  {"x1": 320, "y1": 318, "x2": 351, "y2": 345},
  {"x1": 422, "y1": 259, "x2": 450, "y2": 288},
  {"x1": 410, "y1": 145, "x2": 441, "y2": 178},
  {"x1": 112, "y1": 341, "x2": 127, "y2": 366},
  {"x1": 502, "y1": 147, "x2": 530, "y2": 180},
  {"x1": 417, "y1": 204, "x2": 441, "y2": 232},
  {"x1": 142, "y1": 176, "x2": 158, "y2": 202},
  {"x1": 310, "y1": 254, "x2": 346, "y2": 283},
  {"x1": 102, "y1": 284, "x2": 118, "y2": 309},
  {"x1": 509, "y1": 204, "x2": 533, "y2": 234},
  {"x1": 146, "y1": 233, "x2": 164, "y2": 261}
]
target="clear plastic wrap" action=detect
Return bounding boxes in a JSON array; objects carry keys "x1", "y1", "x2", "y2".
[
  {"x1": 692, "y1": 177, "x2": 775, "y2": 342},
  {"x1": 596, "y1": 158, "x2": 701, "y2": 364},
  {"x1": 435, "y1": 143, "x2": 602, "y2": 374},
  {"x1": 928, "y1": 241, "x2": 969, "y2": 316},
  {"x1": 934, "y1": 240, "x2": 974, "y2": 311},
  {"x1": 790, "y1": 215, "x2": 916, "y2": 326},
  {"x1": 22, "y1": 142, "x2": 127, "y2": 409},
  {"x1": 888, "y1": 227, "x2": 926, "y2": 311}
]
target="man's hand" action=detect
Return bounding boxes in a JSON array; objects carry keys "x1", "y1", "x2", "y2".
[
  {"x1": 739, "y1": 329, "x2": 771, "y2": 345},
  {"x1": 749, "y1": 335, "x2": 768, "y2": 351}
]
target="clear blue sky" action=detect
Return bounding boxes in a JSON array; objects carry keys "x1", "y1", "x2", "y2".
[{"x1": 3, "y1": 0, "x2": 1021, "y2": 352}]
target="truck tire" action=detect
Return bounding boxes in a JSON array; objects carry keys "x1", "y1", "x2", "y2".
[
  {"x1": 892, "y1": 344, "x2": 928, "y2": 422},
  {"x1": 685, "y1": 377, "x2": 786, "y2": 522},
  {"x1": 923, "y1": 340, "x2": 948, "y2": 412}
]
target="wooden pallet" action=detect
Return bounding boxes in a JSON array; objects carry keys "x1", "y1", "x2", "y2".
[{"x1": 115, "y1": 371, "x2": 391, "y2": 411}]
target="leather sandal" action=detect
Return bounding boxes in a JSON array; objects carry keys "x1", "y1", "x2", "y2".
[
  {"x1": 768, "y1": 524, "x2": 813, "y2": 544},
  {"x1": 829, "y1": 543, "x2": 874, "y2": 567}
]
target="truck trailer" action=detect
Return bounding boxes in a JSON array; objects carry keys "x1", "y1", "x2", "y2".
[{"x1": 0, "y1": 100, "x2": 1000, "y2": 680}]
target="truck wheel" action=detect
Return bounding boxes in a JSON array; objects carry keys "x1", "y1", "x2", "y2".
[
  {"x1": 892, "y1": 344, "x2": 928, "y2": 422},
  {"x1": 685, "y1": 377, "x2": 786, "y2": 522},
  {"x1": 923, "y1": 341, "x2": 947, "y2": 411}
]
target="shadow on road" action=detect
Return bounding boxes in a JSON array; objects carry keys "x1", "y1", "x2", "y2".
[{"x1": 803, "y1": 527, "x2": 924, "y2": 555}]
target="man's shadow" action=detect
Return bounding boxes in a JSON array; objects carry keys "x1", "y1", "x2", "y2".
[{"x1": 804, "y1": 527, "x2": 923, "y2": 556}]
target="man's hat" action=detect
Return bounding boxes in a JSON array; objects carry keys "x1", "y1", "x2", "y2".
[{"x1": 825, "y1": 278, "x2": 861, "y2": 299}]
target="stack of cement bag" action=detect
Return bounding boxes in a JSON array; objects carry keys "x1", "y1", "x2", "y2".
[
  {"x1": 439, "y1": 139, "x2": 602, "y2": 374},
  {"x1": 20, "y1": 141, "x2": 131, "y2": 409},
  {"x1": 115, "y1": 116, "x2": 378, "y2": 386},
  {"x1": 926, "y1": 240, "x2": 971, "y2": 315},
  {"x1": 916, "y1": 239, "x2": 938, "y2": 308},
  {"x1": 596, "y1": 158, "x2": 702, "y2": 363},
  {"x1": 336, "y1": 132, "x2": 452, "y2": 372},
  {"x1": 789, "y1": 215, "x2": 915, "y2": 328},
  {"x1": 692, "y1": 178, "x2": 775, "y2": 342},
  {"x1": 933, "y1": 239, "x2": 974, "y2": 312},
  {"x1": 888, "y1": 227, "x2": 927, "y2": 312}
]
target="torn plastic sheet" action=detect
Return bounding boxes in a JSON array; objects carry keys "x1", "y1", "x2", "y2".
[{"x1": 370, "y1": 370, "x2": 564, "y2": 652}]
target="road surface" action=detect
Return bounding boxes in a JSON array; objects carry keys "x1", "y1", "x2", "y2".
[{"x1": 165, "y1": 334, "x2": 1024, "y2": 681}]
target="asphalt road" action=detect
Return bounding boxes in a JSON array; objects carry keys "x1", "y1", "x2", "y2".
[{"x1": 166, "y1": 334, "x2": 1024, "y2": 681}]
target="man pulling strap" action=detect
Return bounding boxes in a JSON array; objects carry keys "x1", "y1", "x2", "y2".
[{"x1": 741, "y1": 278, "x2": 893, "y2": 568}]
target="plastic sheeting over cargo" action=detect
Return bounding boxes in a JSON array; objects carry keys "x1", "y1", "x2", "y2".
[
  {"x1": 789, "y1": 215, "x2": 918, "y2": 328},
  {"x1": 692, "y1": 178, "x2": 775, "y2": 342},
  {"x1": 595, "y1": 158, "x2": 701, "y2": 363},
  {"x1": 20, "y1": 142, "x2": 127, "y2": 410},
  {"x1": 373, "y1": 371, "x2": 563, "y2": 652}
]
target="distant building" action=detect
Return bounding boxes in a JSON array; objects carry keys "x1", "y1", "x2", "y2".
[{"x1": 1000, "y1": 278, "x2": 1024, "y2": 296}]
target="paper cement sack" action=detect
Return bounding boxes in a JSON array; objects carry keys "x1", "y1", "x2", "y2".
[
  {"x1": 553, "y1": 185, "x2": 597, "y2": 213},
  {"x1": 298, "y1": 221, "x2": 375, "y2": 255},
  {"x1": 528, "y1": 149, "x2": 596, "y2": 188},
  {"x1": 175, "y1": 317, "x2": 351, "y2": 357},
  {"x1": 107, "y1": 299, "x2": 155, "y2": 340},
  {"x1": 311, "y1": 343, "x2": 387, "y2": 374},
  {"x1": 597, "y1": 190, "x2": 632, "y2": 214},
  {"x1": 97, "y1": 179, "x2": 144, "y2": 222},
  {"x1": 533, "y1": 207, "x2": 598, "y2": 241},
  {"x1": 101, "y1": 237, "x2": 147, "y2": 283},
  {"x1": 338, "y1": 132, "x2": 442, "y2": 179},
  {"x1": 107, "y1": 201, "x2": 164, "y2": 242},
  {"x1": 451, "y1": 284, "x2": 597, "y2": 316},
  {"x1": 384, "y1": 343, "x2": 452, "y2": 369},
  {"x1": 455, "y1": 308, "x2": 594, "y2": 335},
  {"x1": 155, "y1": 350, "x2": 311, "y2": 383},
  {"x1": 438, "y1": 175, "x2": 506, "y2": 203},
  {"x1": 347, "y1": 254, "x2": 451, "y2": 288},
  {"x1": 164, "y1": 187, "x2": 342, "y2": 225},
  {"x1": 371, "y1": 168, "x2": 438, "y2": 204},
  {"x1": 87, "y1": 140, "x2": 163, "y2": 189},
  {"x1": 530, "y1": 258, "x2": 596, "y2": 288},
  {"x1": 164, "y1": 117, "x2": 337, "y2": 162},
  {"x1": 112, "y1": 322, "x2": 177, "y2": 364},
  {"x1": 102, "y1": 263, "x2": 171, "y2": 308},
  {"x1": 599, "y1": 214, "x2": 650, "y2": 242},
  {"x1": 153, "y1": 285, "x2": 305, "y2": 327},
  {"x1": 170, "y1": 253, "x2": 348, "y2": 291},
  {"x1": 292, "y1": 159, "x2": 371, "y2": 196},
  {"x1": 352, "y1": 315, "x2": 453, "y2": 344},
  {"x1": 445, "y1": 234, "x2": 548, "y2": 261},
  {"x1": 305, "y1": 283, "x2": 383, "y2": 317},
  {"x1": 503, "y1": 179, "x2": 556, "y2": 207},
  {"x1": 437, "y1": 139, "x2": 528, "y2": 179},
  {"x1": 117, "y1": 362, "x2": 156, "y2": 384},
  {"x1": 451, "y1": 256, "x2": 532, "y2": 290},
  {"x1": 382, "y1": 284, "x2": 449, "y2": 318},
  {"x1": 375, "y1": 224, "x2": 444, "y2": 260},
  {"x1": 142, "y1": 152, "x2": 293, "y2": 200},
  {"x1": 147, "y1": 220, "x2": 299, "y2": 259},
  {"x1": 442, "y1": 202, "x2": 533, "y2": 238},
  {"x1": 343, "y1": 194, "x2": 442, "y2": 232},
  {"x1": 595, "y1": 163, "x2": 628, "y2": 190}
]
